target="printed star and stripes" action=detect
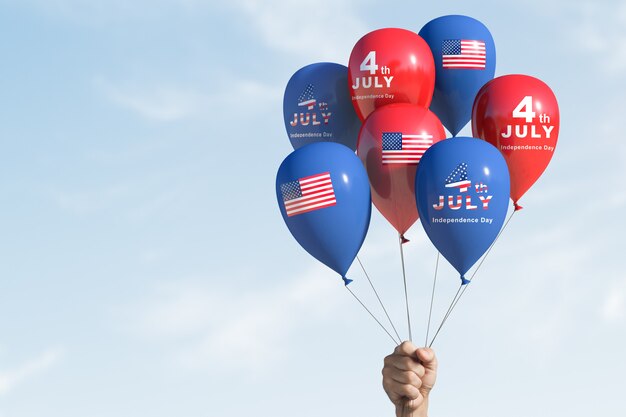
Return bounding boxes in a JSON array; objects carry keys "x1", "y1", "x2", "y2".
[
  {"x1": 280, "y1": 172, "x2": 336, "y2": 217},
  {"x1": 382, "y1": 132, "x2": 433, "y2": 164},
  {"x1": 445, "y1": 163, "x2": 472, "y2": 192},
  {"x1": 475, "y1": 182, "x2": 489, "y2": 193},
  {"x1": 442, "y1": 39, "x2": 486, "y2": 69},
  {"x1": 298, "y1": 84, "x2": 317, "y2": 110}
]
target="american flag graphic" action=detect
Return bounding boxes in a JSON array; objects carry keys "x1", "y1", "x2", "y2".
[
  {"x1": 479, "y1": 195, "x2": 492, "y2": 209},
  {"x1": 442, "y1": 39, "x2": 486, "y2": 69},
  {"x1": 475, "y1": 182, "x2": 489, "y2": 193},
  {"x1": 298, "y1": 84, "x2": 317, "y2": 110},
  {"x1": 445, "y1": 163, "x2": 472, "y2": 192},
  {"x1": 280, "y1": 172, "x2": 336, "y2": 217},
  {"x1": 382, "y1": 132, "x2": 433, "y2": 164}
]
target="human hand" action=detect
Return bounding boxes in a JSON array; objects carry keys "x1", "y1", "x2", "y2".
[{"x1": 382, "y1": 341, "x2": 438, "y2": 417}]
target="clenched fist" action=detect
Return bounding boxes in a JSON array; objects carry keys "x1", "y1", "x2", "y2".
[{"x1": 382, "y1": 341, "x2": 438, "y2": 417}]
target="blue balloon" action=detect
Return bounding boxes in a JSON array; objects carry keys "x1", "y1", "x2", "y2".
[
  {"x1": 283, "y1": 63, "x2": 361, "y2": 151},
  {"x1": 419, "y1": 15, "x2": 496, "y2": 137},
  {"x1": 416, "y1": 137, "x2": 509, "y2": 284},
  {"x1": 276, "y1": 142, "x2": 371, "y2": 284}
]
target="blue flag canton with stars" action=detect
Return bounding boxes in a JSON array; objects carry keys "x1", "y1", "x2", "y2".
[
  {"x1": 446, "y1": 163, "x2": 469, "y2": 184},
  {"x1": 442, "y1": 39, "x2": 462, "y2": 55},
  {"x1": 280, "y1": 180, "x2": 303, "y2": 202},
  {"x1": 382, "y1": 132, "x2": 403, "y2": 150}
]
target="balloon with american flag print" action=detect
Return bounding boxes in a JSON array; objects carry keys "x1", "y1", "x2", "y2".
[
  {"x1": 283, "y1": 63, "x2": 361, "y2": 151},
  {"x1": 356, "y1": 103, "x2": 446, "y2": 241},
  {"x1": 419, "y1": 15, "x2": 496, "y2": 137},
  {"x1": 276, "y1": 142, "x2": 371, "y2": 285},
  {"x1": 416, "y1": 137, "x2": 510, "y2": 284}
]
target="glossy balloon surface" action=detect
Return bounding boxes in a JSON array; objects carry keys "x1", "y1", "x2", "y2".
[
  {"x1": 349, "y1": 28, "x2": 435, "y2": 121},
  {"x1": 416, "y1": 137, "x2": 510, "y2": 282},
  {"x1": 276, "y1": 142, "x2": 371, "y2": 283},
  {"x1": 357, "y1": 104, "x2": 445, "y2": 236},
  {"x1": 472, "y1": 74, "x2": 559, "y2": 206}
]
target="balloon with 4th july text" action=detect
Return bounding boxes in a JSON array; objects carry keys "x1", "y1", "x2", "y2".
[
  {"x1": 283, "y1": 63, "x2": 361, "y2": 151},
  {"x1": 357, "y1": 104, "x2": 446, "y2": 238},
  {"x1": 472, "y1": 74, "x2": 559, "y2": 209},
  {"x1": 349, "y1": 28, "x2": 435, "y2": 121},
  {"x1": 416, "y1": 138, "x2": 510, "y2": 283},
  {"x1": 276, "y1": 142, "x2": 371, "y2": 284},
  {"x1": 419, "y1": 15, "x2": 496, "y2": 136}
]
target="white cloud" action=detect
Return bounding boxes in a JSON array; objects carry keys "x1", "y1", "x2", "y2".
[
  {"x1": 95, "y1": 76, "x2": 281, "y2": 122},
  {"x1": 17, "y1": 0, "x2": 367, "y2": 61},
  {"x1": 524, "y1": 0, "x2": 626, "y2": 73},
  {"x1": 46, "y1": 169, "x2": 189, "y2": 219},
  {"x1": 15, "y1": 0, "x2": 204, "y2": 23},
  {"x1": 48, "y1": 182, "x2": 133, "y2": 215},
  {"x1": 117, "y1": 268, "x2": 346, "y2": 372},
  {"x1": 602, "y1": 280, "x2": 626, "y2": 321},
  {"x1": 225, "y1": 0, "x2": 367, "y2": 61},
  {"x1": 571, "y1": 1, "x2": 626, "y2": 73},
  {"x1": 0, "y1": 348, "x2": 64, "y2": 395},
  {"x1": 98, "y1": 81, "x2": 207, "y2": 122}
]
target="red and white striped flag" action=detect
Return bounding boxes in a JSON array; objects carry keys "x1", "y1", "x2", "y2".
[
  {"x1": 280, "y1": 172, "x2": 336, "y2": 217},
  {"x1": 442, "y1": 39, "x2": 486, "y2": 69},
  {"x1": 382, "y1": 132, "x2": 433, "y2": 165}
]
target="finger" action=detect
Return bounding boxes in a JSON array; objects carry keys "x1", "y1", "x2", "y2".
[
  {"x1": 384, "y1": 379, "x2": 421, "y2": 401},
  {"x1": 382, "y1": 374, "x2": 403, "y2": 403},
  {"x1": 394, "y1": 341, "x2": 418, "y2": 356},
  {"x1": 416, "y1": 348, "x2": 438, "y2": 371},
  {"x1": 382, "y1": 368, "x2": 423, "y2": 388},
  {"x1": 384, "y1": 354, "x2": 422, "y2": 373}
]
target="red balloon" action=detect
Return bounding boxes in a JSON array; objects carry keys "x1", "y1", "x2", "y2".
[
  {"x1": 357, "y1": 104, "x2": 446, "y2": 237},
  {"x1": 349, "y1": 28, "x2": 435, "y2": 122},
  {"x1": 472, "y1": 75, "x2": 560, "y2": 209}
]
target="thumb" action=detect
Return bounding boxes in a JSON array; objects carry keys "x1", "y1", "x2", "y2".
[{"x1": 416, "y1": 347, "x2": 437, "y2": 371}]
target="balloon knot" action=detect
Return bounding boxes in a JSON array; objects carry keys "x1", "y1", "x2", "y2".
[
  {"x1": 400, "y1": 235, "x2": 410, "y2": 244},
  {"x1": 514, "y1": 202, "x2": 523, "y2": 211},
  {"x1": 461, "y1": 276, "x2": 470, "y2": 285},
  {"x1": 342, "y1": 276, "x2": 353, "y2": 286}
]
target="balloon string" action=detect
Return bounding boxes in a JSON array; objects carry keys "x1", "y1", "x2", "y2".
[
  {"x1": 345, "y1": 285, "x2": 399, "y2": 345},
  {"x1": 425, "y1": 252, "x2": 440, "y2": 346},
  {"x1": 357, "y1": 256, "x2": 402, "y2": 343},
  {"x1": 428, "y1": 210, "x2": 516, "y2": 348},
  {"x1": 427, "y1": 284, "x2": 462, "y2": 348},
  {"x1": 399, "y1": 233, "x2": 412, "y2": 342}
]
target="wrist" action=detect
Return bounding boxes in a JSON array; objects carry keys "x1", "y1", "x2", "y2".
[{"x1": 395, "y1": 395, "x2": 429, "y2": 417}]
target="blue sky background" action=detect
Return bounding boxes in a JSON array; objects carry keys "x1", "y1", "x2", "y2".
[{"x1": 1, "y1": 1, "x2": 625, "y2": 416}]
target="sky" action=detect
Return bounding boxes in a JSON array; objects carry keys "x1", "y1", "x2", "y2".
[{"x1": 0, "y1": 0, "x2": 625, "y2": 416}]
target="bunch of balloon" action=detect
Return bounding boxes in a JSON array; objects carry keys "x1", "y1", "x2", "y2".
[{"x1": 274, "y1": 15, "x2": 561, "y2": 351}]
